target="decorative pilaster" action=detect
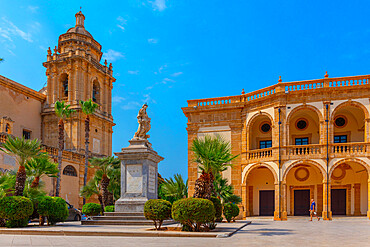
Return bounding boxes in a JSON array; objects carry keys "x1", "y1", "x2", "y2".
[{"x1": 322, "y1": 180, "x2": 332, "y2": 220}]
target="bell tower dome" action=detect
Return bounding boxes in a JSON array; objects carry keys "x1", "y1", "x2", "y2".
[{"x1": 42, "y1": 11, "x2": 115, "y2": 157}]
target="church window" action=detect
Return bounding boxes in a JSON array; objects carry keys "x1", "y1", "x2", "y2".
[
  {"x1": 92, "y1": 81, "x2": 100, "y2": 103},
  {"x1": 5, "y1": 124, "x2": 11, "y2": 134},
  {"x1": 63, "y1": 165, "x2": 77, "y2": 177},
  {"x1": 60, "y1": 74, "x2": 69, "y2": 99},
  {"x1": 23, "y1": 129, "x2": 32, "y2": 140}
]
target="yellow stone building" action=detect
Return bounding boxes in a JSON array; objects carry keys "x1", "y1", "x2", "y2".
[
  {"x1": 0, "y1": 11, "x2": 115, "y2": 208},
  {"x1": 183, "y1": 73, "x2": 370, "y2": 220}
]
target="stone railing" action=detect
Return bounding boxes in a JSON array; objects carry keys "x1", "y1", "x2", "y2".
[
  {"x1": 187, "y1": 74, "x2": 370, "y2": 108},
  {"x1": 286, "y1": 144, "x2": 322, "y2": 156},
  {"x1": 331, "y1": 142, "x2": 367, "y2": 156},
  {"x1": 247, "y1": 148, "x2": 274, "y2": 161}
]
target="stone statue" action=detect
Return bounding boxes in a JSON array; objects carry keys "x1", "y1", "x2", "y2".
[{"x1": 133, "y1": 104, "x2": 151, "y2": 140}]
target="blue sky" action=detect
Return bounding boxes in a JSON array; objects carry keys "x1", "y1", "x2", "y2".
[{"x1": 1, "y1": 1, "x2": 370, "y2": 180}]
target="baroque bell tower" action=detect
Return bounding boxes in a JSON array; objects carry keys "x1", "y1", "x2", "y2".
[{"x1": 42, "y1": 11, "x2": 115, "y2": 156}]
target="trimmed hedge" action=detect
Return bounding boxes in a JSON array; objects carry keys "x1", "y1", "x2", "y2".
[
  {"x1": 104, "y1": 205, "x2": 115, "y2": 212},
  {"x1": 144, "y1": 199, "x2": 172, "y2": 230},
  {"x1": 223, "y1": 203, "x2": 239, "y2": 223},
  {"x1": 172, "y1": 198, "x2": 215, "y2": 232},
  {"x1": 82, "y1": 203, "x2": 101, "y2": 216},
  {"x1": 209, "y1": 197, "x2": 222, "y2": 219},
  {"x1": 0, "y1": 196, "x2": 33, "y2": 228},
  {"x1": 37, "y1": 196, "x2": 69, "y2": 225}
]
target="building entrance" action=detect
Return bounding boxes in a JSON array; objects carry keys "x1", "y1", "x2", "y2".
[
  {"x1": 294, "y1": 190, "x2": 310, "y2": 216},
  {"x1": 259, "y1": 190, "x2": 274, "y2": 216},
  {"x1": 331, "y1": 189, "x2": 346, "y2": 215}
]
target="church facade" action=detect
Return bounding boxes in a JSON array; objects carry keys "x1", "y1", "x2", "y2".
[
  {"x1": 0, "y1": 11, "x2": 115, "y2": 208},
  {"x1": 183, "y1": 73, "x2": 370, "y2": 220}
]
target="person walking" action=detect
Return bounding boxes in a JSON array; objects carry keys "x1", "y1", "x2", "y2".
[{"x1": 310, "y1": 199, "x2": 320, "y2": 221}]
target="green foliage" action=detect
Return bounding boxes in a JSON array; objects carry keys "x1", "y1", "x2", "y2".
[
  {"x1": 160, "y1": 174, "x2": 188, "y2": 203},
  {"x1": 191, "y1": 134, "x2": 238, "y2": 175},
  {"x1": 172, "y1": 198, "x2": 215, "y2": 232},
  {"x1": 37, "y1": 196, "x2": 69, "y2": 225},
  {"x1": 25, "y1": 157, "x2": 59, "y2": 186},
  {"x1": 224, "y1": 194, "x2": 242, "y2": 204},
  {"x1": 209, "y1": 197, "x2": 222, "y2": 219},
  {"x1": 144, "y1": 199, "x2": 172, "y2": 230},
  {"x1": 104, "y1": 205, "x2": 115, "y2": 212},
  {"x1": 54, "y1": 101, "x2": 75, "y2": 119},
  {"x1": 79, "y1": 99, "x2": 99, "y2": 116},
  {"x1": 0, "y1": 196, "x2": 33, "y2": 227},
  {"x1": 223, "y1": 203, "x2": 240, "y2": 223},
  {"x1": 0, "y1": 136, "x2": 45, "y2": 167},
  {"x1": 82, "y1": 203, "x2": 102, "y2": 216},
  {"x1": 80, "y1": 178, "x2": 101, "y2": 199},
  {"x1": 89, "y1": 156, "x2": 120, "y2": 175},
  {"x1": 213, "y1": 173, "x2": 233, "y2": 202},
  {"x1": 0, "y1": 171, "x2": 16, "y2": 198}
]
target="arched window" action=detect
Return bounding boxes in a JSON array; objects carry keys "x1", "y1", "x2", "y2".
[
  {"x1": 60, "y1": 74, "x2": 69, "y2": 98},
  {"x1": 92, "y1": 80, "x2": 100, "y2": 103},
  {"x1": 63, "y1": 165, "x2": 77, "y2": 177},
  {"x1": 5, "y1": 123, "x2": 11, "y2": 134}
]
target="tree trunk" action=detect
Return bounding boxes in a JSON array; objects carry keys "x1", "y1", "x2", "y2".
[
  {"x1": 83, "y1": 115, "x2": 90, "y2": 205},
  {"x1": 97, "y1": 194, "x2": 104, "y2": 214},
  {"x1": 55, "y1": 119, "x2": 64, "y2": 197},
  {"x1": 31, "y1": 176, "x2": 40, "y2": 188},
  {"x1": 14, "y1": 165, "x2": 26, "y2": 196},
  {"x1": 193, "y1": 171, "x2": 212, "y2": 199},
  {"x1": 101, "y1": 174, "x2": 110, "y2": 207}
]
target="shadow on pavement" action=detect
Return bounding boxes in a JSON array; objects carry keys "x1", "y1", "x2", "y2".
[{"x1": 237, "y1": 228, "x2": 294, "y2": 236}]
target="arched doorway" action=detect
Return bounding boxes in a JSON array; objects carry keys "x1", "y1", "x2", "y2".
[
  {"x1": 284, "y1": 161, "x2": 324, "y2": 216},
  {"x1": 329, "y1": 160, "x2": 369, "y2": 216},
  {"x1": 243, "y1": 163, "x2": 278, "y2": 216}
]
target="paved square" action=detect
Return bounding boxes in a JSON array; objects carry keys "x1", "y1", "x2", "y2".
[{"x1": 0, "y1": 217, "x2": 369, "y2": 247}]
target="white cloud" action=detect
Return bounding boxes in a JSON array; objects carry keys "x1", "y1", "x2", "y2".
[
  {"x1": 121, "y1": 101, "x2": 141, "y2": 110},
  {"x1": 161, "y1": 78, "x2": 175, "y2": 84},
  {"x1": 1, "y1": 17, "x2": 33, "y2": 42},
  {"x1": 112, "y1": 96, "x2": 126, "y2": 103},
  {"x1": 171, "y1": 72, "x2": 183, "y2": 77},
  {"x1": 150, "y1": 0, "x2": 167, "y2": 11},
  {"x1": 28, "y1": 6, "x2": 39, "y2": 13},
  {"x1": 128, "y1": 70, "x2": 139, "y2": 75},
  {"x1": 148, "y1": 38, "x2": 158, "y2": 44},
  {"x1": 102, "y1": 49, "x2": 124, "y2": 62},
  {"x1": 117, "y1": 16, "x2": 127, "y2": 32}
]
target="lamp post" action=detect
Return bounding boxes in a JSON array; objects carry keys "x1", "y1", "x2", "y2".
[
  {"x1": 325, "y1": 102, "x2": 333, "y2": 220},
  {"x1": 278, "y1": 107, "x2": 282, "y2": 219}
]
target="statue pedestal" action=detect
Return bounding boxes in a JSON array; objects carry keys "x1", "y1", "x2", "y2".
[{"x1": 114, "y1": 138, "x2": 164, "y2": 212}]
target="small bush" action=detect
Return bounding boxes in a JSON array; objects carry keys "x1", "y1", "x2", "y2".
[
  {"x1": 144, "y1": 199, "x2": 172, "y2": 230},
  {"x1": 172, "y1": 198, "x2": 215, "y2": 232},
  {"x1": 104, "y1": 205, "x2": 115, "y2": 212},
  {"x1": 223, "y1": 203, "x2": 239, "y2": 223},
  {"x1": 208, "y1": 197, "x2": 222, "y2": 229},
  {"x1": 37, "y1": 196, "x2": 69, "y2": 225},
  {"x1": 0, "y1": 196, "x2": 33, "y2": 228},
  {"x1": 82, "y1": 203, "x2": 101, "y2": 216}
]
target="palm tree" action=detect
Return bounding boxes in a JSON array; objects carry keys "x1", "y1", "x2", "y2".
[
  {"x1": 192, "y1": 134, "x2": 238, "y2": 199},
  {"x1": 79, "y1": 99, "x2": 98, "y2": 204},
  {"x1": 25, "y1": 157, "x2": 59, "y2": 188},
  {"x1": 213, "y1": 173, "x2": 233, "y2": 202},
  {"x1": 161, "y1": 174, "x2": 188, "y2": 202},
  {"x1": 80, "y1": 177, "x2": 104, "y2": 213},
  {"x1": 0, "y1": 137, "x2": 44, "y2": 196},
  {"x1": 0, "y1": 170, "x2": 16, "y2": 198},
  {"x1": 54, "y1": 101, "x2": 75, "y2": 197},
  {"x1": 89, "y1": 156, "x2": 120, "y2": 208}
]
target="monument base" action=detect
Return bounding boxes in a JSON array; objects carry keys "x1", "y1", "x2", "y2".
[{"x1": 115, "y1": 197, "x2": 148, "y2": 213}]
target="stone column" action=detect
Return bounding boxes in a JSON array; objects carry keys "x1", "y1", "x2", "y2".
[
  {"x1": 241, "y1": 184, "x2": 247, "y2": 218},
  {"x1": 114, "y1": 139, "x2": 164, "y2": 212},
  {"x1": 322, "y1": 180, "x2": 332, "y2": 220},
  {"x1": 367, "y1": 178, "x2": 370, "y2": 220},
  {"x1": 274, "y1": 182, "x2": 287, "y2": 221}
]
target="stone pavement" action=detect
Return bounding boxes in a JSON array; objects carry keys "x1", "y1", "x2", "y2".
[{"x1": 0, "y1": 217, "x2": 369, "y2": 246}]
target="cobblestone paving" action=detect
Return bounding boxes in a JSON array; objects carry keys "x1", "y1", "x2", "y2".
[{"x1": 0, "y1": 217, "x2": 369, "y2": 247}]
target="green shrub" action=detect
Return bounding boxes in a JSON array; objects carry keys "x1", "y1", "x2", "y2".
[
  {"x1": 208, "y1": 197, "x2": 222, "y2": 229},
  {"x1": 37, "y1": 196, "x2": 69, "y2": 225},
  {"x1": 0, "y1": 196, "x2": 33, "y2": 228},
  {"x1": 172, "y1": 198, "x2": 215, "y2": 232},
  {"x1": 223, "y1": 203, "x2": 239, "y2": 223},
  {"x1": 104, "y1": 205, "x2": 115, "y2": 212},
  {"x1": 82, "y1": 203, "x2": 101, "y2": 216},
  {"x1": 144, "y1": 199, "x2": 172, "y2": 230}
]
